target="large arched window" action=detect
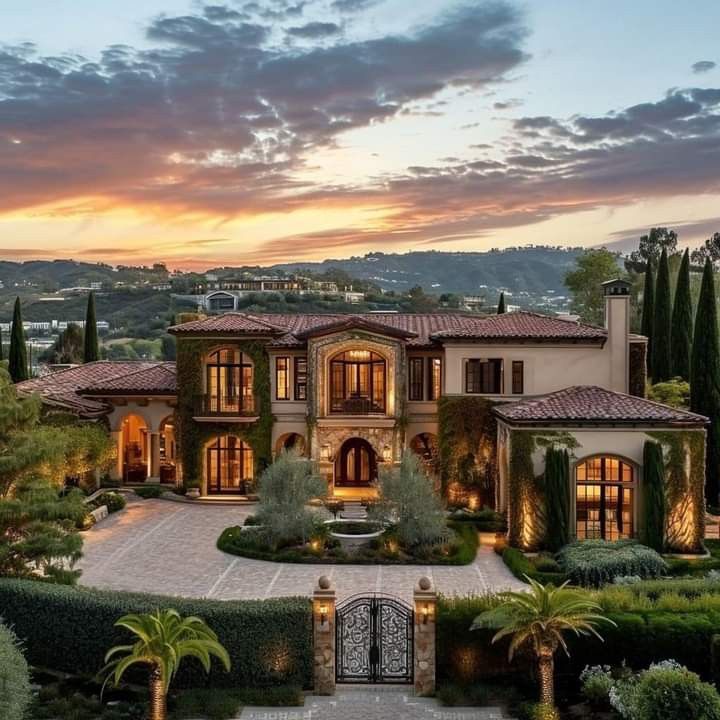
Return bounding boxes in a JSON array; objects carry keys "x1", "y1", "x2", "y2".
[
  {"x1": 205, "y1": 348, "x2": 253, "y2": 414},
  {"x1": 576, "y1": 456, "x2": 635, "y2": 541},
  {"x1": 329, "y1": 350, "x2": 386, "y2": 414},
  {"x1": 206, "y1": 436, "x2": 254, "y2": 494}
]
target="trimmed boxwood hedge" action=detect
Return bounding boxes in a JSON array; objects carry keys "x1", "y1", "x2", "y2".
[{"x1": 0, "y1": 579, "x2": 312, "y2": 689}]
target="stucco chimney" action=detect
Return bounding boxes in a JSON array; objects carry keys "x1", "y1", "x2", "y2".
[{"x1": 602, "y1": 279, "x2": 631, "y2": 393}]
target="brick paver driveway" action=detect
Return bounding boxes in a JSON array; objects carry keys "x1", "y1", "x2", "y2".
[{"x1": 78, "y1": 497, "x2": 524, "y2": 602}]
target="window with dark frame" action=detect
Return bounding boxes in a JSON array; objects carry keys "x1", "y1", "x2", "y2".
[
  {"x1": 275, "y1": 357, "x2": 290, "y2": 400},
  {"x1": 329, "y1": 350, "x2": 386, "y2": 413},
  {"x1": 428, "y1": 357, "x2": 442, "y2": 400},
  {"x1": 205, "y1": 348, "x2": 254, "y2": 413},
  {"x1": 408, "y1": 357, "x2": 424, "y2": 400},
  {"x1": 465, "y1": 358, "x2": 503, "y2": 394},
  {"x1": 294, "y1": 357, "x2": 307, "y2": 400},
  {"x1": 511, "y1": 360, "x2": 524, "y2": 394}
]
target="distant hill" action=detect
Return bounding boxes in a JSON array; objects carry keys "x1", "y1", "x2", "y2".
[{"x1": 269, "y1": 247, "x2": 583, "y2": 296}]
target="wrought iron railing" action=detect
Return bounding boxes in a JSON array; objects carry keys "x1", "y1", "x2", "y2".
[
  {"x1": 194, "y1": 394, "x2": 256, "y2": 416},
  {"x1": 330, "y1": 397, "x2": 385, "y2": 415}
]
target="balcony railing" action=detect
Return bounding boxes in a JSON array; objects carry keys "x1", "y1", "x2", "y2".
[
  {"x1": 194, "y1": 394, "x2": 256, "y2": 417},
  {"x1": 330, "y1": 396, "x2": 385, "y2": 415}
]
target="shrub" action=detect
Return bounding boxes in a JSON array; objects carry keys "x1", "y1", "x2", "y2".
[
  {"x1": 500, "y1": 547, "x2": 566, "y2": 586},
  {"x1": 171, "y1": 686, "x2": 303, "y2": 719},
  {"x1": 371, "y1": 450, "x2": 449, "y2": 547},
  {"x1": 632, "y1": 663, "x2": 720, "y2": 720},
  {"x1": 579, "y1": 664, "x2": 614, "y2": 708},
  {"x1": 0, "y1": 621, "x2": 31, "y2": 720},
  {"x1": 557, "y1": 541, "x2": 667, "y2": 587},
  {"x1": 256, "y1": 450, "x2": 326, "y2": 548},
  {"x1": 0, "y1": 579, "x2": 312, "y2": 689},
  {"x1": 133, "y1": 484, "x2": 165, "y2": 499},
  {"x1": 92, "y1": 491, "x2": 126, "y2": 513}
]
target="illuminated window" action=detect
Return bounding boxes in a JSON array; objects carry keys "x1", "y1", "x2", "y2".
[
  {"x1": 429, "y1": 358, "x2": 442, "y2": 400},
  {"x1": 276, "y1": 357, "x2": 290, "y2": 400},
  {"x1": 575, "y1": 456, "x2": 634, "y2": 541},
  {"x1": 294, "y1": 357, "x2": 307, "y2": 400},
  {"x1": 330, "y1": 350, "x2": 386, "y2": 413},
  {"x1": 206, "y1": 436, "x2": 254, "y2": 494},
  {"x1": 409, "y1": 358, "x2": 424, "y2": 400},
  {"x1": 206, "y1": 348, "x2": 253, "y2": 413}
]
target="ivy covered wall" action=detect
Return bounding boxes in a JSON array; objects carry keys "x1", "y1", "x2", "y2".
[
  {"x1": 437, "y1": 396, "x2": 498, "y2": 503},
  {"x1": 175, "y1": 337, "x2": 273, "y2": 490}
]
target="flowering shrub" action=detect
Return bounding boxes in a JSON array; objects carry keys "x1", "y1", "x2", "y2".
[{"x1": 579, "y1": 665, "x2": 614, "y2": 708}]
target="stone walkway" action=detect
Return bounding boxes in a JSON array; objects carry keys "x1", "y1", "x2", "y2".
[
  {"x1": 239, "y1": 687, "x2": 515, "y2": 720},
  {"x1": 78, "y1": 497, "x2": 524, "y2": 601}
]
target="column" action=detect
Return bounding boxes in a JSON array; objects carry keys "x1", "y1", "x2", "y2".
[
  {"x1": 148, "y1": 432, "x2": 160, "y2": 482},
  {"x1": 111, "y1": 431, "x2": 123, "y2": 482},
  {"x1": 413, "y1": 576, "x2": 437, "y2": 696},
  {"x1": 313, "y1": 576, "x2": 336, "y2": 696}
]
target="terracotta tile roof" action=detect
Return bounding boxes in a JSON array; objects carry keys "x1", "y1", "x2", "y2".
[
  {"x1": 169, "y1": 311, "x2": 607, "y2": 346},
  {"x1": 16, "y1": 361, "x2": 175, "y2": 416},
  {"x1": 494, "y1": 386, "x2": 708, "y2": 427},
  {"x1": 81, "y1": 362, "x2": 176, "y2": 395}
]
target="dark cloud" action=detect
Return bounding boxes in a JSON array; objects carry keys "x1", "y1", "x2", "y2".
[
  {"x1": 692, "y1": 60, "x2": 716, "y2": 74},
  {"x1": 330, "y1": 0, "x2": 381, "y2": 13},
  {"x1": 286, "y1": 21, "x2": 341, "y2": 38},
  {"x1": 0, "y1": 1, "x2": 528, "y2": 218},
  {"x1": 493, "y1": 98, "x2": 523, "y2": 110}
]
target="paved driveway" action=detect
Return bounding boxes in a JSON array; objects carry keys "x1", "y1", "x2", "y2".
[{"x1": 78, "y1": 497, "x2": 524, "y2": 602}]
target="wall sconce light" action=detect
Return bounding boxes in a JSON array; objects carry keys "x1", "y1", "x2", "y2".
[
  {"x1": 319, "y1": 603, "x2": 328, "y2": 625},
  {"x1": 320, "y1": 444, "x2": 331, "y2": 461},
  {"x1": 421, "y1": 603, "x2": 431, "y2": 625},
  {"x1": 382, "y1": 445, "x2": 392, "y2": 462}
]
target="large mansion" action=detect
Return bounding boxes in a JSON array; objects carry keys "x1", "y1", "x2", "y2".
[{"x1": 18, "y1": 279, "x2": 708, "y2": 551}]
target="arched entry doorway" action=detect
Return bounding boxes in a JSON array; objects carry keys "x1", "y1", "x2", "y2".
[
  {"x1": 275, "y1": 432, "x2": 306, "y2": 456},
  {"x1": 121, "y1": 414, "x2": 148, "y2": 483},
  {"x1": 336, "y1": 438, "x2": 377, "y2": 487},
  {"x1": 159, "y1": 416, "x2": 177, "y2": 483}
]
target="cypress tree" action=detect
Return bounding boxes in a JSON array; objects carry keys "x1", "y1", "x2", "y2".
[
  {"x1": 497, "y1": 292, "x2": 506, "y2": 314},
  {"x1": 0, "y1": 323, "x2": 3, "y2": 361},
  {"x1": 641, "y1": 261, "x2": 655, "y2": 372},
  {"x1": 8, "y1": 297, "x2": 28, "y2": 383},
  {"x1": 691, "y1": 258, "x2": 720, "y2": 505},
  {"x1": 671, "y1": 248, "x2": 693, "y2": 380},
  {"x1": 651, "y1": 247, "x2": 672, "y2": 381},
  {"x1": 544, "y1": 446, "x2": 570, "y2": 551},
  {"x1": 83, "y1": 292, "x2": 99, "y2": 363},
  {"x1": 642, "y1": 440, "x2": 665, "y2": 552}
]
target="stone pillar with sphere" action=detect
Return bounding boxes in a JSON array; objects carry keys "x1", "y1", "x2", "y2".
[
  {"x1": 413, "y1": 576, "x2": 437, "y2": 696},
  {"x1": 313, "y1": 575, "x2": 336, "y2": 695}
]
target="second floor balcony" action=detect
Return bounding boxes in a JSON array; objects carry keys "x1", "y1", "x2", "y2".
[
  {"x1": 330, "y1": 395, "x2": 385, "y2": 415},
  {"x1": 194, "y1": 393, "x2": 256, "y2": 419}
]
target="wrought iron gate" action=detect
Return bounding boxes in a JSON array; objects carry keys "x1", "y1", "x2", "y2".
[{"x1": 335, "y1": 594, "x2": 413, "y2": 683}]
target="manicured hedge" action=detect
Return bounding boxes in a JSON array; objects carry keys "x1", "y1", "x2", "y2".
[
  {"x1": 500, "y1": 547, "x2": 566, "y2": 586},
  {"x1": 438, "y1": 593, "x2": 720, "y2": 684},
  {"x1": 0, "y1": 579, "x2": 312, "y2": 689}
]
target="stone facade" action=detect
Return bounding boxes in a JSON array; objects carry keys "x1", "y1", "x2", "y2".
[
  {"x1": 413, "y1": 577, "x2": 437, "y2": 697},
  {"x1": 313, "y1": 576, "x2": 337, "y2": 696}
]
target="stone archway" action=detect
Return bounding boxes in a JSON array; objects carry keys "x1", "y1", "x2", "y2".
[
  {"x1": 335, "y1": 437, "x2": 377, "y2": 487},
  {"x1": 275, "y1": 432, "x2": 306, "y2": 456}
]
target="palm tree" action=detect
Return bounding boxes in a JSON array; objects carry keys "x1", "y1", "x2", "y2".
[
  {"x1": 103, "y1": 609, "x2": 230, "y2": 720},
  {"x1": 471, "y1": 577, "x2": 614, "y2": 709}
]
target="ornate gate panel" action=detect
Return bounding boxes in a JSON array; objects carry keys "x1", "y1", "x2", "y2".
[{"x1": 335, "y1": 594, "x2": 413, "y2": 683}]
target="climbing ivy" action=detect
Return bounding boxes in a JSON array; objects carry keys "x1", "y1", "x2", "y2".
[
  {"x1": 175, "y1": 337, "x2": 273, "y2": 489},
  {"x1": 507, "y1": 429, "x2": 578, "y2": 551},
  {"x1": 648, "y1": 430, "x2": 706, "y2": 553},
  {"x1": 437, "y1": 396, "x2": 498, "y2": 499}
]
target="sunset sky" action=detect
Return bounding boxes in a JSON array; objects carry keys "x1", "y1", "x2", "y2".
[{"x1": 1, "y1": 0, "x2": 719, "y2": 269}]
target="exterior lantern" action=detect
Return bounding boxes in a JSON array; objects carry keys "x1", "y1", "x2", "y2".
[{"x1": 382, "y1": 444, "x2": 392, "y2": 462}]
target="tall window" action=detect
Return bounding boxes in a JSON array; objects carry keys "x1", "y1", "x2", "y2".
[
  {"x1": 511, "y1": 361, "x2": 524, "y2": 394},
  {"x1": 275, "y1": 357, "x2": 290, "y2": 400},
  {"x1": 294, "y1": 357, "x2": 307, "y2": 400},
  {"x1": 409, "y1": 358, "x2": 424, "y2": 401},
  {"x1": 206, "y1": 348, "x2": 253, "y2": 413},
  {"x1": 330, "y1": 350, "x2": 386, "y2": 413},
  {"x1": 206, "y1": 436, "x2": 254, "y2": 494},
  {"x1": 465, "y1": 358, "x2": 503, "y2": 394},
  {"x1": 429, "y1": 357, "x2": 442, "y2": 400},
  {"x1": 408, "y1": 357, "x2": 443, "y2": 400},
  {"x1": 576, "y1": 456, "x2": 634, "y2": 541}
]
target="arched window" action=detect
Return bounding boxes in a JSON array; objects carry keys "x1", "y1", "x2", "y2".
[
  {"x1": 329, "y1": 350, "x2": 386, "y2": 414},
  {"x1": 576, "y1": 456, "x2": 635, "y2": 541},
  {"x1": 206, "y1": 348, "x2": 254, "y2": 414},
  {"x1": 206, "y1": 436, "x2": 254, "y2": 494}
]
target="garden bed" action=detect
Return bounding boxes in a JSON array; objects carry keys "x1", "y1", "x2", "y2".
[{"x1": 217, "y1": 521, "x2": 478, "y2": 565}]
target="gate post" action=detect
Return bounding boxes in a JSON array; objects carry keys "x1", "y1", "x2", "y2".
[
  {"x1": 413, "y1": 576, "x2": 437, "y2": 696},
  {"x1": 313, "y1": 575, "x2": 336, "y2": 696}
]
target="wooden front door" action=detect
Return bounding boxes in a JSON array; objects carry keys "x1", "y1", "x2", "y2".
[{"x1": 337, "y1": 438, "x2": 376, "y2": 486}]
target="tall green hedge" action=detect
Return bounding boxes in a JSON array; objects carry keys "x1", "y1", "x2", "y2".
[
  {"x1": 0, "y1": 621, "x2": 31, "y2": 720},
  {"x1": 0, "y1": 579, "x2": 312, "y2": 688}
]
